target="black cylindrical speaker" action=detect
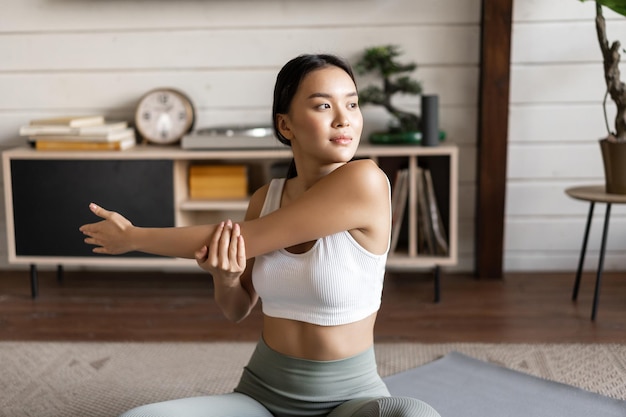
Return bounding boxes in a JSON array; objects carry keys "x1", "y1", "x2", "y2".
[{"x1": 421, "y1": 94, "x2": 439, "y2": 147}]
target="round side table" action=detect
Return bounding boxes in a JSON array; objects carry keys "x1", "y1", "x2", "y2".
[{"x1": 565, "y1": 185, "x2": 626, "y2": 320}]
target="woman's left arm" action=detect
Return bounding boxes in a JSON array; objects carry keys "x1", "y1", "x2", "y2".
[
  {"x1": 80, "y1": 159, "x2": 390, "y2": 259},
  {"x1": 238, "y1": 159, "x2": 391, "y2": 258}
]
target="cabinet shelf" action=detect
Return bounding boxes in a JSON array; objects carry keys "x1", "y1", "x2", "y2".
[
  {"x1": 387, "y1": 253, "x2": 457, "y2": 269},
  {"x1": 179, "y1": 198, "x2": 249, "y2": 212}
]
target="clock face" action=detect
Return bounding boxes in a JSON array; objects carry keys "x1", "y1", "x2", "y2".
[{"x1": 135, "y1": 88, "x2": 195, "y2": 144}]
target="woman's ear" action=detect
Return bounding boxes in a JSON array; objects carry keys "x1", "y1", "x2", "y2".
[{"x1": 276, "y1": 114, "x2": 294, "y2": 141}]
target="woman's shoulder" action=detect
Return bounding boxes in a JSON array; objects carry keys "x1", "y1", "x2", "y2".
[
  {"x1": 333, "y1": 159, "x2": 389, "y2": 192},
  {"x1": 346, "y1": 158, "x2": 386, "y2": 175}
]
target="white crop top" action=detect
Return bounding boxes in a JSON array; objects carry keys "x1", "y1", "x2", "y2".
[{"x1": 252, "y1": 178, "x2": 389, "y2": 326}]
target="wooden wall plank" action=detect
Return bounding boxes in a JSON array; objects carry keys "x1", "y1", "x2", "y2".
[
  {"x1": 507, "y1": 182, "x2": 626, "y2": 216},
  {"x1": 0, "y1": 68, "x2": 478, "y2": 110},
  {"x1": 506, "y1": 218, "x2": 626, "y2": 251},
  {"x1": 507, "y1": 144, "x2": 604, "y2": 179},
  {"x1": 512, "y1": 22, "x2": 626, "y2": 63},
  {"x1": 508, "y1": 105, "x2": 609, "y2": 143},
  {"x1": 0, "y1": 26, "x2": 480, "y2": 71},
  {"x1": 514, "y1": 0, "x2": 621, "y2": 22},
  {"x1": 0, "y1": 107, "x2": 460, "y2": 146},
  {"x1": 511, "y1": 65, "x2": 606, "y2": 103},
  {"x1": 1, "y1": 0, "x2": 481, "y2": 32},
  {"x1": 0, "y1": 107, "x2": 477, "y2": 154}
]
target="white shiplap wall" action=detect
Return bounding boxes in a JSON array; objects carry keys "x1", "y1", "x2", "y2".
[
  {"x1": 509, "y1": 0, "x2": 626, "y2": 271},
  {"x1": 0, "y1": 0, "x2": 481, "y2": 271}
]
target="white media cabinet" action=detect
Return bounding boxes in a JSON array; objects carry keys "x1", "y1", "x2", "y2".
[{"x1": 3, "y1": 144, "x2": 458, "y2": 300}]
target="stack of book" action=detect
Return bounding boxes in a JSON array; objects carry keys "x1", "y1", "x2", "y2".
[
  {"x1": 417, "y1": 168, "x2": 449, "y2": 256},
  {"x1": 188, "y1": 164, "x2": 248, "y2": 199},
  {"x1": 19, "y1": 115, "x2": 136, "y2": 151},
  {"x1": 389, "y1": 167, "x2": 448, "y2": 256},
  {"x1": 389, "y1": 168, "x2": 410, "y2": 253}
]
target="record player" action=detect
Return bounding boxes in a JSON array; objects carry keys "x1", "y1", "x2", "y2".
[{"x1": 181, "y1": 125, "x2": 286, "y2": 150}]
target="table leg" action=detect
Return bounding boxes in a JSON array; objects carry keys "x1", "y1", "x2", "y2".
[
  {"x1": 572, "y1": 202, "x2": 594, "y2": 301},
  {"x1": 591, "y1": 203, "x2": 612, "y2": 321}
]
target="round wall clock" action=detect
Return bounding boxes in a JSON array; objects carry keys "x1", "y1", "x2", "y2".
[{"x1": 135, "y1": 88, "x2": 195, "y2": 145}]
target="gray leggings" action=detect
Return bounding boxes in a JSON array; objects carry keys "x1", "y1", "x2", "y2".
[{"x1": 119, "y1": 339, "x2": 440, "y2": 417}]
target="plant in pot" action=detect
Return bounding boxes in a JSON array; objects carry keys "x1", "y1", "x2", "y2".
[
  {"x1": 355, "y1": 45, "x2": 441, "y2": 145},
  {"x1": 580, "y1": 0, "x2": 626, "y2": 194}
]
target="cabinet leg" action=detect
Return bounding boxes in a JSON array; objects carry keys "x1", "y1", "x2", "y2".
[
  {"x1": 433, "y1": 265, "x2": 441, "y2": 303},
  {"x1": 29, "y1": 264, "x2": 39, "y2": 299},
  {"x1": 57, "y1": 264, "x2": 64, "y2": 284},
  {"x1": 572, "y1": 202, "x2": 594, "y2": 301},
  {"x1": 591, "y1": 203, "x2": 611, "y2": 321}
]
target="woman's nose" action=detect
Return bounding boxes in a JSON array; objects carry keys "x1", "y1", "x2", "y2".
[{"x1": 333, "y1": 112, "x2": 350, "y2": 127}]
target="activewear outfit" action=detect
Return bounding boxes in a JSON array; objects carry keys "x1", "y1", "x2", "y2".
[{"x1": 119, "y1": 178, "x2": 440, "y2": 417}]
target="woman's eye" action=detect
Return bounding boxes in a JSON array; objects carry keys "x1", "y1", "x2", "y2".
[
  {"x1": 348, "y1": 102, "x2": 359, "y2": 109},
  {"x1": 316, "y1": 103, "x2": 331, "y2": 110}
]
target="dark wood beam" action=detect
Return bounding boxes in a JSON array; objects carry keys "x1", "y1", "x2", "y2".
[{"x1": 476, "y1": 0, "x2": 513, "y2": 279}]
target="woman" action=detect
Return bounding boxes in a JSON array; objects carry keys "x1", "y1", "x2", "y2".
[{"x1": 80, "y1": 54, "x2": 440, "y2": 417}]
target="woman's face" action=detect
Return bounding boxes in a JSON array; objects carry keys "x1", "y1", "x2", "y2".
[{"x1": 277, "y1": 66, "x2": 363, "y2": 167}]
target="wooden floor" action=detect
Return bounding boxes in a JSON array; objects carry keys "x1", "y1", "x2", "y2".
[{"x1": 0, "y1": 268, "x2": 624, "y2": 343}]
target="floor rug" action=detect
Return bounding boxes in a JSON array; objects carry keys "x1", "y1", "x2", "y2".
[
  {"x1": 1, "y1": 342, "x2": 624, "y2": 417},
  {"x1": 385, "y1": 351, "x2": 626, "y2": 417}
]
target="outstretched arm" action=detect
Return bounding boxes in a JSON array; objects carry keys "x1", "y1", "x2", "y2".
[
  {"x1": 80, "y1": 159, "x2": 390, "y2": 259},
  {"x1": 80, "y1": 203, "x2": 217, "y2": 258}
]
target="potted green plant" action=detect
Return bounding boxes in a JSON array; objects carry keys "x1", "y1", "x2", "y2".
[
  {"x1": 580, "y1": 0, "x2": 626, "y2": 193},
  {"x1": 355, "y1": 45, "x2": 435, "y2": 144}
]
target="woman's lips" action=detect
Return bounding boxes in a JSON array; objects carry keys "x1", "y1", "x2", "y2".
[{"x1": 331, "y1": 135, "x2": 352, "y2": 144}]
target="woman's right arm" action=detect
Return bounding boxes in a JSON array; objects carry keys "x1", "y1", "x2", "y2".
[
  {"x1": 194, "y1": 185, "x2": 266, "y2": 322},
  {"x1": 195, "y1": 221, "x2": 258, "y2": 322},
  {"x1": 79, "y1": 202, "x2": 218, "y2": 258}
]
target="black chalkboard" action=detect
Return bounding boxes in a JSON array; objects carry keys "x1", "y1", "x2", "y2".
[{"x1": 10, "y1": 159, "x2": 174, "y2": 258}]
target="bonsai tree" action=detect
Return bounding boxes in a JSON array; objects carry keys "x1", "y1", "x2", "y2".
[
  {"x1": 355, "y1": 45, "x2": 422, "y2": 133},
  {"x1": 581, "y1": 0, "x2": 626, "y2": 143}
]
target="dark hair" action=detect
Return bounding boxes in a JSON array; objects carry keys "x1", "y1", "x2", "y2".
[{"x1": 272, "y1": 54, "x2": 357, "y2": 178}]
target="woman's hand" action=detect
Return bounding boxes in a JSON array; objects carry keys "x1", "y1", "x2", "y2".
[
  {"x1": 195, "y1": 219, "x2": 246, "y2": 284},
  {"x1": 197, "y1": 220, "x2": 255, "y2": 322},
  {"x1": 79, "y1": 203, "x2": 136, "y2": 255}
]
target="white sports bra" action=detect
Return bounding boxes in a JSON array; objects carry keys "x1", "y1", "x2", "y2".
[{"x1": 251, "y1": 178, "x2": 388, "y2": 326}]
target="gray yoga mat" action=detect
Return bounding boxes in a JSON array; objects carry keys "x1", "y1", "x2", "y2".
[{"x1": 384, "y1": 351, "x2": 626, "y2": 417}]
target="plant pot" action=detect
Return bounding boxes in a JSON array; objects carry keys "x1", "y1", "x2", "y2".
[
  {"x1": 599, "y1": 137, "x2": 626, "y2": 194},
  {"x1": 368, "y1": 130, "x2": 446, "y2": 146}
]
